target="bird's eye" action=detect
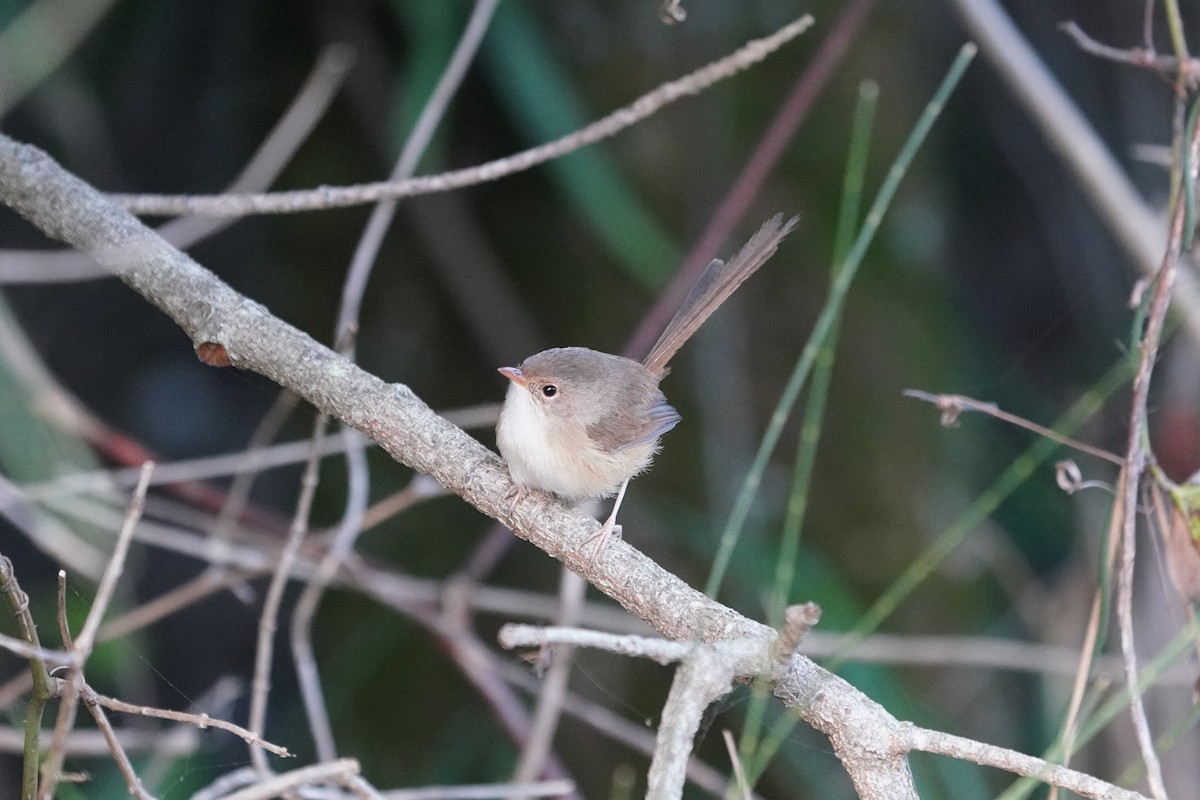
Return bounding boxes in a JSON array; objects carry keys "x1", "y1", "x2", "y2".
[{"x1": 541, "y1": 384, "x2": 557, "y2": 397}]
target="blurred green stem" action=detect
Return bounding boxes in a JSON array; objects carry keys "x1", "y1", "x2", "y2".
[
  {"x1": 735, "y1": 80, "x2": 877, "y2": 787},
  {"x1": 704, "y1": 44, "x2": 977, "y2": 600}
]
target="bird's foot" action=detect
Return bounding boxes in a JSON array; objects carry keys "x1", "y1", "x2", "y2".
[
  {"x1": 580, "y1": 518, "x2": 623, "y2": 564},
  {"x1": 503, "y1": 484, "x2": 531, "y2": 522}
]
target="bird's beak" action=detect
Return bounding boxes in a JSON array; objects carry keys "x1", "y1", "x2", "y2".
[{"x1": 498, "y1": 366, "x2": 526, "y2": 388}]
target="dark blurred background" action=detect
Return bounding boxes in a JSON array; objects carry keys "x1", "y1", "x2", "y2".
[{"x1": 1, "y1": 0, "x2": 1198, "y2": 797}]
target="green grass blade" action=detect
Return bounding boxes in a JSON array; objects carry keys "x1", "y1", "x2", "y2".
[{"x1": 704, "y1": 44, "x2": 978, "y2": 600}]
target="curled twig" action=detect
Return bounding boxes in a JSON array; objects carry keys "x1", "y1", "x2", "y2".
[{"x1": 904, "y1": 389, "x2": 1123, "y2": 465}]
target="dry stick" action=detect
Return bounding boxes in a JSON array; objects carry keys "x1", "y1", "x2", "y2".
[
  {"x1": 290, "y1": 0, "x2": 503, "y2": 764},
  {"x1": 0, "y1": 43, "x2": 354, "y2": 284},
  {"x1": 85, "y1": 689, "x2": 290, "y2": 758},
  {"x1": 221, "y1": 757, "x2": 362, "y2": 800},
  {"x1": 498, "y1": 661, "x2": 749, "y2": 800},
  {"x1": 902, "y1": 390, "x2": 1124, "y2": 465},
  {"x1": 205, "y1": 390, "x2": 300, "y2": 586},
  {"x1": 1111, "y1": 139, "x2": 1195, "y2": 800},
  {"x1": 1059, "y1": 20, "x2": 1200, "y2": 81},
  {"x1": 1111, "y1": 93, "x2": 1200, "y2": 800},
  {"x1": 108, "y1": 15, "x2": 814, "y2": 217},
  {"x1": 0, "y1": 726, "x2": 198, "y2": 757},
  {"x1": 289, "y1": 421, "x2": 363, "y2": 760},
  {"x1": 37, "y1": 461, "x2": 153, "y2": 800},
  {"x1": 373, "y1": 779, "x2": 576, "y2": 800},
  {"x1": 511, "y1": 569, "x2": 585, "y2": 789},
  {"x1": 500, "y1": 625, "x2": 773, "y2": 800},
  {"x1": 248, "y1": 416, "x2": 326, "y2": 775},
  {"x1": 18, "y1": 402, "x2": 496, "y2": 506},
  {"x1": 0, "y1": 632, "x2": 73, "y2": 665},
  {"x1": 499, "y1": 666, "x2": 744, "y2": 800},
  {"x1": 907, "y1": 726, "x2": 1147, "y2": 800},
  {"x1": 647, "y1": 647, "x2": 742, "y2": 800},
  {"x1": 78, "y1": 689, "x2": 155, "y2": 800}
]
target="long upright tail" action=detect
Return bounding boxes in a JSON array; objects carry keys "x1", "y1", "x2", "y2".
[{"x1": 642, "y1": 213, "x2": 799, "y2": 375}]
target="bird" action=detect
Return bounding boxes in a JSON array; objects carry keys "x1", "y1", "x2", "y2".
[{"x1": 496, "y1": 213, "x2": 798, "y2": 559}]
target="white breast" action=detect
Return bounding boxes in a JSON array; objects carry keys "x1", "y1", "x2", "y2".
[{"x1": 496, "y1": 382, "x2": 654, "y2": 500}]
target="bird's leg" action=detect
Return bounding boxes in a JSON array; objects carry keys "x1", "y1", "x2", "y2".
[{"x1": 581, "y1": 476, "x2": 630, "y2": 562}]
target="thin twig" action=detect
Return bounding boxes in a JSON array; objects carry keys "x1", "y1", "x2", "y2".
[
  {"x1": 74, "y1": 461, "x2": 154, "y2": 655},
  {"x1": 376, "y1": 779, "x2": 576, "y2": 800},
  {"x1": 499, "y1": 661, "x2": 751, "y2": 800},
  {"x1": 37, "y1": 462, "x2": 153, "y2": 800},
  {"x1": 221, "y1": 758, "x2": 362, "y2": 800},
  {"x1": 87, "y1": 688, "x2": 290, "y2": 758},
  {"x1": 107, "y1": 16, "x2": 814, "y2": 217},
  {"x1": 17, "y1": 403, "x2": 495, "y2": 505},
  {"x1": 290, "y1": 0, "x2": 501, "y2": 763},
  {"x1": 1059, "y1": 21, "x2": 1200, "y2": 84},
  {"x1": 248, "y1": 416, "x2": 327, "y2": 774},
  {"x1": 907, "y1": 726, "x2": 1148, "y2": 800},
  {"x1": 1106, "y1": 89, "x2": 1200, "y2": 800},
  {"x1": 512, "y1": 569, "x2": 585, "y2": 787},
  {"x1": 79, "y1": 691, "x2": 156, "y2": 800},
  {"x1": 0, "y1": 43, "x2": 355, "y2": 284},
  {"x1": 903, "y1": 390, "x2": 1124, "y2": 465}
]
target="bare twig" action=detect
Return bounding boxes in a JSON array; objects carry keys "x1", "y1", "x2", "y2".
[
  {"x1": 248, "y1": 416, "x2": 326, "y2": 774},
  {"x1": 907, "y1": 726, "x2": 1148, "y2": 800},
  {"x1": 78, "y1": 691, "x2": 155, "y2": 800},
  {"x1": 1105, "y1": 89, "x2": 1200, "y2": 800},
  {"x1": 290, "y1": 0, "x2": 501, "y2": 763},
  {"x1": 512, "y1": 569, "x2": 585, "y2": 787},
  {"x1": 86, "y1": 688, "x2": 290, "y2": 758},
  {"x1": 500, "y1": 661, "x2": 750, "y2": 800},
  {"x1": 1060, "y1": 20, "x2": 1200, "y2": 84},
  {"x1": 0, "y1": 43, "x2": 355, "y2": 284},
  {"x1": 0, "y1": 725, "x2": 198, "y2": 756},
  {"x1": 16, "y1": 403, "x2": 494, "y2": 507},
  {"x1": 75, "y1": 461, "x2": 153, "y2": 655},
  {"x1": 106, "y1": 16, "x2": 814, "y2": 217},
  {"x1": 375, "y1": 779, "x2": 575, "y2": 800},
  {"x1": 904, "y1": 389, "x2": 1124, "y2": 465},
  {"x1": 221, "y1": 758, "x2": 362, "y2": 800},
  {"x1": 38, "y1": 462, "x2": 153, "y2": 800},
  {"x1": 647, "y1": 646, "x2": 749, "y2": 800}
]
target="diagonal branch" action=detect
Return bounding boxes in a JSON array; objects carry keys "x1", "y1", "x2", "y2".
[
  {"x1": 0, "y1": 130, "x2": 922, "y2": 797},
  {"x1": 104, "y1": 16, "x2": 814, "y2": 218}
]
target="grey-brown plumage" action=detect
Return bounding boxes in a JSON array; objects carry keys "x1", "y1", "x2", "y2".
[{"x1": 496, "y1": 214, "x2": 798, "y2": 553}]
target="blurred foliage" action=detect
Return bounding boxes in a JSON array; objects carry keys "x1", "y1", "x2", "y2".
[{"x1": 1, "y1": 0, "x2": 1198, "y2": 798}]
